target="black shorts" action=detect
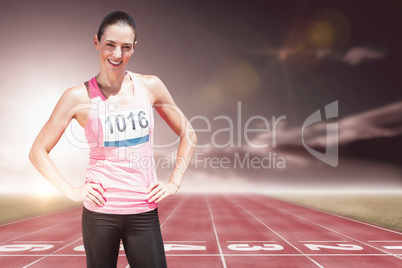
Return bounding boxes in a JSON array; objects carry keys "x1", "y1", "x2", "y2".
[{"x1": 82, "y1": 207, "x2": 167, "y2": 268}]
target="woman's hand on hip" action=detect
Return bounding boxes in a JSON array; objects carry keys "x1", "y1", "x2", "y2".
[
  {"x1": 68, "y1": 183, "x2": 105, "y2": 206},
  {"x1": 147, "y1": 181, "x2": 179, "y2": 203}
]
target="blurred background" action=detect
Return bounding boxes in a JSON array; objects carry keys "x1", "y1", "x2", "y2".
[{"x1": 0, "y1": 0, "x2": 401, "y2": 223}]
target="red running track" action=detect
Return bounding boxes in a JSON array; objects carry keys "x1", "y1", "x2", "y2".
[{"x1": 1, "y1": 194, "x2": 402, "y2": 267}]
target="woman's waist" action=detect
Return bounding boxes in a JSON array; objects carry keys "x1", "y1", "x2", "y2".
[
  {"x1": 84, "y1": 194, "x2": 158, "y2": 215},
  {"x1": 88, "y1": 147, "x2": 155, "y2": 162}
]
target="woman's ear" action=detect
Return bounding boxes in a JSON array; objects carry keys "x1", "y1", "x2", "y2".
[
  {"x1": 133, "y1": 41, "x2": 138, "y2": 50},
  {"x1": 93, "y1": 35, "x2": 100, "y2": 50}
]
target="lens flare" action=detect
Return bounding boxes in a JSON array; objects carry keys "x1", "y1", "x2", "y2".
[{"x1": 199, "y1": 58, "x2": 260, "y2": 110}]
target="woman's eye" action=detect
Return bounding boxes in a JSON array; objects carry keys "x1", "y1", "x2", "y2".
[{"x1": 106, "y1": 43, "x2": 114, "y2": 47}]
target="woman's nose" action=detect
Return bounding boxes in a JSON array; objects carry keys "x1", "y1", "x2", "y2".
[{"x1": 113, "y1": 47, "x2": 122, "y2": 58}]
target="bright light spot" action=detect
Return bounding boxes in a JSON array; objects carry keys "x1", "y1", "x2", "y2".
[
  {"x1": 309, "y1": 8, "x2": 351, "y2": 50},
  {"x1": 308, "y1": 21, "x2": 335, "y2": 49},
  {"x1": 34, "y1": 182, "x2": 59, "y2": 199},
  {"x1": 199, "y1": 58, "x2": 260, "y2": 110},
  {"x1": 205, "y1": 85, "x2": 223, "y2": 106}
]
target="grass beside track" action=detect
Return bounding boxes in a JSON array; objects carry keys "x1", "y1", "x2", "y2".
[
  {"x1": 0, "y1": 194, "x2": 81, "y2": 225},
  {"x1": 268, "y1": 192, "x2": 402, "y2": 232}
]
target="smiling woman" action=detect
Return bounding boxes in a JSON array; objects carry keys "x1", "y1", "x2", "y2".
[
  {"x1": 29, "y1": 11, "x2": 197, "y2": 268},
  {"x1": 96, "y1": 25, "x2": 136, "y2": 72}
]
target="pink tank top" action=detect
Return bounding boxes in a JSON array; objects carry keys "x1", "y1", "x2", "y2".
[{"x1": 83, "y1": 71, "x2": 158, "y2": 214}]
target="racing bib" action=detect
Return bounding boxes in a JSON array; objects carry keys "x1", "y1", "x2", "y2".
[{"x1": 100, "y1": 109, "x2": 150, "y2": 147}]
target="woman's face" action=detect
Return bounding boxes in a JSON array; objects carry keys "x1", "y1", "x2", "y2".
[{"x1": 94, "y1": 24, "x2": 137, "y2": 72}]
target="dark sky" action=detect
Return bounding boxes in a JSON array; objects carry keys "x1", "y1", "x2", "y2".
[
  {"x1": 122, "y1": 0, "x2": 402, "y2": 129},
  {"x1": 140, "y1": 0, "x2": 402, "y2": 143},
  {"x1": 175, "y1": 0, "x2": 402, "y2": 117},
  {"x1": 2, "y1": 0, "x2": 401, "y2": 118}
]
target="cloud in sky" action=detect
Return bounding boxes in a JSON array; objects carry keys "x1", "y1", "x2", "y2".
[
  {"x1": 342, "y1": 46, "x2": 386, "y2": 65},
  {"x1": 250, "y1": 101, "x2": 402, "y2": 160},
  {"x1": 315, "y1": 45, "x2": 387, "y2": 65}
]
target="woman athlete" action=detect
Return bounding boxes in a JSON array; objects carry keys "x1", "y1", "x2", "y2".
[{"x1": 29, "y1": 11, "x2": 197, "y2": 267}]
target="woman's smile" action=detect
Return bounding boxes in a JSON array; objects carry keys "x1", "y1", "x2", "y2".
[{"x1": 107, "y1": 59, "x2": 123, "y2": 67}]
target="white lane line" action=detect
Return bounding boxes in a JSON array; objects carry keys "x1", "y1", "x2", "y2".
[
  {"x1": 298, "y1": 241, "x2": 348, "y2": 243},
  {"x1": 0, "y1": 217, "x2": 81, "y2": 245},
  {"x1": 160, "y1": 194, "x2": 187, "y2": 229},
  {"x1": 22, "y1": 237, "x2": 83, "y2": 268},
  {"x1": 227, "y1": 196, "x2": 324, "y2": 268},
  {"x1": 273, "y1": 197, "x2": 402, "y2": 236},
  {"x1": 164, "y1": 241, "x2": 206, "y2": 243},
  {"x1": 0, "y1": 207, "x2": 80, "y2": 227},
  {"x1": 384, "y1": 246, "x2": 402, "y2": 249},
  {"x1": 206, "y1": 195, "x2": 227, "y2": 268},
  {"x1": 13, "y1": 241, "x2": 64, "y2": 243},
  {"x1": 369, "y1": 241, "x2": 402, "y2": 243},
  {"x1": 227, "y1": 241, "x2": 276, "y2": 243},
  {"x1": 248, "y1": 195, "x2": 402, "y2": 260}
]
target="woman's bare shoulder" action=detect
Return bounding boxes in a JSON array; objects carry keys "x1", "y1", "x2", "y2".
[
  {"x1": 51, "y1": 83, "x2": 91, "y2": 120},
  {"x1": 58, "y1": 82, "x2": 91, "y2": 108},
  {"x1": 64, "y1": 83, "x2": 89, "y2": 100},
  {"x1": 132, "y1": 73, "x2": 169, "y2": 104},
  {"x1": 134, "y1": 73, "x2": 163, "y2": 87}
]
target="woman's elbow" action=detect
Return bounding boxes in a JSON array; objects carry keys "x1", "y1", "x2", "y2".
[
  {"x1": 29, "y1": 145, "x2": 46, "y2": 165},
  {"x1": 187, "y1": 130, "x2": 197, "y2": 147},
  {"x1": 29, "y1": 146, "x2": 38, "y2": 165},
  {"x1": 192, "y1": 132, "x2": 198, "y2": 145}
]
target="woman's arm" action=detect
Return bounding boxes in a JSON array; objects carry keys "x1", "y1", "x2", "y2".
[
  {"x1": 143, "y1": 76, "x2": 198, "y2": 203},
  {"x1": 29, "y1": 85, "x2": 105, "y2": 206}
]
